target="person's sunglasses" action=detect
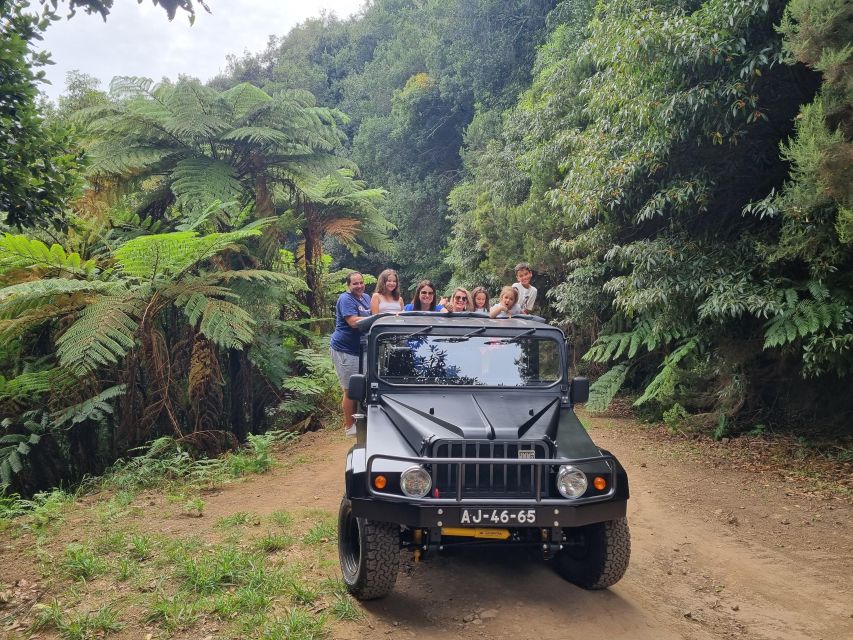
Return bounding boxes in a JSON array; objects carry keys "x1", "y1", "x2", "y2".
[{"x1": 454, "y1": 296, "x2": 468, "y2": 302}]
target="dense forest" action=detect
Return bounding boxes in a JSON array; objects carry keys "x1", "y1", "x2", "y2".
[{"x1": 1, "y1": 0, "x2": 850, "y2": 494}]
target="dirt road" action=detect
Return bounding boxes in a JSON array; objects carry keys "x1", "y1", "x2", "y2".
[
  {"x1": 5, "y1": 417, "x2": 849, "y2": 639},
  {"x1": 189, "y1": 417, "x2": 852, "y2": 640}
]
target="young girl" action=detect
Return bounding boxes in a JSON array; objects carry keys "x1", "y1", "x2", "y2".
[
  {"x1": 404, "y1": 280, "x2": 444, "y2": 311},
  {"x1": 470, "y1": 286, "x2": 490, "y2": 314},
  {"x1": 489, "y1": 286, "x2": 521, "y2": 318},
  {"x1": 371, "y1": 269, "x2": 404, "y2": 314}
]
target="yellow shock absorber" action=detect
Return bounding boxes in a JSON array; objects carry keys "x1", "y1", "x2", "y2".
[
  {"x1": 441, "y1": 527, "x2": 511, "y2": 540},
  {"x1": 413, "y1": 529, "x2": 423, "y2": 562}
]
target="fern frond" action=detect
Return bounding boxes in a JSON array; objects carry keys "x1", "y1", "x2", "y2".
[
  {"x1": 634, "y1": 339, "x2": 698, "y2": 406},
  {"x1": 0, "y1": 301, "x2": 80, "y2": 342},
  {"x1": 113, "y1": 222, "x2": 272, "y2": 280},
  {"x1": 587, "y1": 363, "x2": 630, "y2": 412},
  {"x1": 221, "y1": 82, "x2": 274, "y2": 121},
  {"x1": 0, "y1": 234, "x2": 97, "y2": 276},
  {"x1": 171, "y1": 157, "x2": 243, "y2": 211},
  {"x1": 53, "y1": 384, "x2": 127, "y2": 428},
  {"x1": 197, "y1": 299, "x2": 255, "y2": 349},
  {"x1": 0, "y1": 369, "x2": 72, "y2": 403},
  {"x1": 0, "y1": 279, "x2": 119, "y2": 320},
  {"x1": 56, "y1": 295, "x2": 142, "y2": 374}
]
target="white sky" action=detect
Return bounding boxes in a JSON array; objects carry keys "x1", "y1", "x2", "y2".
[{"x1": 37, "y1": 0, "x2": 366, "y2": 101}]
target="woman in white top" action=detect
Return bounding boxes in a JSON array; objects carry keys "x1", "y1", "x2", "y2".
[{"x1": 371, "y1": 268, "x2": 405, "y2": 314}]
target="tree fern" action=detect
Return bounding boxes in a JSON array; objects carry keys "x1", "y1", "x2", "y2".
[
  {"x1": 763, "y1": 286, "x2": 851, "y2": 349},
  {"x1": 0, "y1": 279, "x2": 118, "y2": 320},
  {"x1": 170, "y1": 157, "x2": 244, "y2": 213},
  {"x1": 634, "y1": 339, "x2": 699, "y2": 406},
  {"x1": 0, "y1": 234, "x2": 97, "y2": 276},
  {"x1": 587, "y1": 363, "x2": 630, "y2": 412},
  {"x1": 193, "y1": 298, "x2": 255, "y2": 349},
  {"x1": 113, "y1": 223, "x2": 270, "y2": 280},
  {"x1": 54, "y1": 384, "x2": 127, "y2": 428},
  {"x1": 56, "y1": 295, "x2": 142, "y2": 374}
]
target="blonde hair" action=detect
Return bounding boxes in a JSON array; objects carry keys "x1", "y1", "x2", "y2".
[
  {"x1": 499, "y1": 285, "x2": 518, "y2": 305},
  {"x1": 375, "y1": 269, "x2": 401, "y2": 300},
  {"x1": 450, "y1": 287, "x2": 472, "y2": 311}
]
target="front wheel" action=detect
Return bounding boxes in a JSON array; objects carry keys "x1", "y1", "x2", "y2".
[
  {"x1": 338, "y1": 497, "x2": 400, "y2": 600},
  {"x1": 553, "y1": 517, "x2": 630, "y2": 589}
]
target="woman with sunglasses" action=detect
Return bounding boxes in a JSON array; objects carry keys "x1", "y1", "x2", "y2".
[
  {"x1": 404, "y1": 280, "x2": 444, "y2": 311},
  {"x1": 442, "y1": 287, "x2": 472, "y2": 313}
]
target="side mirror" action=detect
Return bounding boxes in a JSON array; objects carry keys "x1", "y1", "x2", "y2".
[
  {"x1": 570, "y1": 377, "x2": 589, "y2": 405},
  {"x1": 347, "y1": 374, "x2": 366, "y2": 402}
]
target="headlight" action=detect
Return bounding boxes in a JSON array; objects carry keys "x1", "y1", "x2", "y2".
[
  {"x1": 556, "y1": 465, "x2": 588, "y2": 499},
  {"x1": 400, "y1": 466, "x2": 432, "y2": 498}
]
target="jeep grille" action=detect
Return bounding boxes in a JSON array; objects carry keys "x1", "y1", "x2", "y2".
[{"x1": 430, "y1": 440, "x2": 552, "y2": 499}]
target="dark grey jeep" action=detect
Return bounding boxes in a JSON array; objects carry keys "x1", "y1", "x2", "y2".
[{"x1": 338, "y1": 312, "x2": 630, "y2": 600}]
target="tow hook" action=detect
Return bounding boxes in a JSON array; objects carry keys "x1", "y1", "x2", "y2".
[{"x1": 541, "y1": 528, "x2": 563, "y2": 559}]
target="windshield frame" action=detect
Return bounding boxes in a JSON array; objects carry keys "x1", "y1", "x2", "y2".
[{"x1": 371, "y1": 326, "x2": 566, "y2": 390}]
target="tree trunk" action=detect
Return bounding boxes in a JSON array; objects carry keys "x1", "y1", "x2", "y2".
[{"x1": 303, "y1": 202, "x2": 325, "y2": 318}]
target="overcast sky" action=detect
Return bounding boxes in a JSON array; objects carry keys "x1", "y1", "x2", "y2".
[{"x1": 37, "y1": 0, "x2": 366, "y2": 101}]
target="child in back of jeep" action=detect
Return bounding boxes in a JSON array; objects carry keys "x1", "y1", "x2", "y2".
[
  {"x1": 512, "y1": 262, "x2": 537, "y2": 314},
  {"x1": 489, "y1": 286, "x2": 521, "y2": 318}
]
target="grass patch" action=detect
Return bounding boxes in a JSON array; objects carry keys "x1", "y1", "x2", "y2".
[
  {"x1": 145, "y1": 594, "x2": 202, "y2": 632},
  {"x1": 269, "y1": 509, "x2": 294, "y2": 527},
  {"x1": 301, "y1": 519, "x2": 336, "y2": 546},
  {"x1": 257, "y1": 607, "x2": 328, "y2": 640},
  {"x1": 61, "y1": 544, "x2": 106, "y2": 581},
  {"x1": 254, "y1": 531, "x2": 295, "y2": 553},
  {"x1": 330, "y1": 594, "x2": 363, "y2": 621},
  {"x1": 216, "y1": 511, "x2": 256, "y2": 527},
  {"x1": 34, "y1": 601, "x2": 123, "y2": 639}
]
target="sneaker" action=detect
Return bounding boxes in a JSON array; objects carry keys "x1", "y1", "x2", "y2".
[{"x1": 345, "y1": 426, "x2": 356, "y2": 437}]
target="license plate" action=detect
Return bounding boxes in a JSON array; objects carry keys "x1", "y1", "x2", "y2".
[{"x1": 459, "y1": 508, "x2": 536, "y2": 525}]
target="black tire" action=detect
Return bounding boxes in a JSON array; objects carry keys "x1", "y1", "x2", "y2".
[
  {"x1": 553, "y1": 517, "x2": 630, "y2": 589},
  {"x1": 338, "y1": 496, "x2": 400, "y2": 600}
]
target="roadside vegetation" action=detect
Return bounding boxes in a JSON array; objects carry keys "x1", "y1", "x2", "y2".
[
  {"x1": 1, "y1": 2, "x2": 849, "y2": 495},
  {"x1": 0, "y1": 430, "x2": 360, "y2": 639}
]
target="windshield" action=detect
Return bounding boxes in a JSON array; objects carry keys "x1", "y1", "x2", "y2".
[{"x1": 376, "y1": 333, "x2": 562, "y2": 387}]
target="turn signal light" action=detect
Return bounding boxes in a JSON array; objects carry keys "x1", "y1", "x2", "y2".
[
  {"x1": 593, "y1": 476, "x2": 607, "y2": 491},
  {"x1": 374, "y1": 475, "x2": 387, "y2": 490}
]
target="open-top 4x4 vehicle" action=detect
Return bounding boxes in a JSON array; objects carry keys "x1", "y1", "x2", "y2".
[{"x1": 338, "y1": 312, "x2": 630, "y2": 600}]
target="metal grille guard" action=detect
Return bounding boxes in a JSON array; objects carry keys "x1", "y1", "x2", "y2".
[{"x1": 365, "y1": 453, "x2": 618, "y2": 505}]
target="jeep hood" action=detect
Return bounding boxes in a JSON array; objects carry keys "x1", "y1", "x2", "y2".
[{"x1": 381, "y1": 392, "x2": 559, "y2": 442}]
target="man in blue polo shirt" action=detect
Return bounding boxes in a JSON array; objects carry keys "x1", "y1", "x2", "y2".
[{"x1": 330, "y1": 272, "x2": 372, "y2": 435}]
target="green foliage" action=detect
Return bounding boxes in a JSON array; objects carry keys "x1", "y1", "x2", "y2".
[
  {"x1": 447, "y1": 0, "x2": 852, "y2": 430},
  {"x1": 662, "y1": 403, "x2": 690, "y2": 434},
  {"x1": 634, "y1": 340, "x2": 699, "y2": 407},
  {"x1": 1, "y1": 2, "x2": 83, "y2": 229},
  {"x1": 586, "y1": 363, "x2": 629, "y2": 413},
  {"x1": 0, "y1": 233, "x2": 97, "y2": 275}
]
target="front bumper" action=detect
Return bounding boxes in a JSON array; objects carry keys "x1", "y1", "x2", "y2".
[{"x1": 350, "y1": 495, "x2": 627, "y2": 528}]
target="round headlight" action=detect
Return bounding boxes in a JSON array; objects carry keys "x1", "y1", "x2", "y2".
[
  {"x1": 556, "y1": 465, "x2": 588, "y2": 499},
  {"x1": 400, "y1": 466, "x2": 432, "y2": 498}
]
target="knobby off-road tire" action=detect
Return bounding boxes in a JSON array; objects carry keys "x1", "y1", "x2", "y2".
[
  {"x1": 553, "y1": 517, "x2": 631, "y2": 589},
  {"x1": 338, "y1": 497, "x2": 400, "y2": 600}
]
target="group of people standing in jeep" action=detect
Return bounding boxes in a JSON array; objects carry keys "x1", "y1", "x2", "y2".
[{"x1": 329, "y1": 264, "x2": 539, "y2": 433}]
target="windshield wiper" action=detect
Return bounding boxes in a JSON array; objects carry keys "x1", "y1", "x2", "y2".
[
  {"x1": 400, "y1": 326, "x2": 433, "y2": 341},
  {"x1": 462, "y1": 327, "x2": 487, "y2": 338},
  {"x1": 499, "y1": 328, "x2": 537, "y2": 344},
  {"x1": 435, "y1": 327, "x2": 487, "y2": 343}
]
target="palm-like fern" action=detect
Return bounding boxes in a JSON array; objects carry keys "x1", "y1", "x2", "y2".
[{"x1": 78, "y1": 78, "x2": 390, "y2": 317}]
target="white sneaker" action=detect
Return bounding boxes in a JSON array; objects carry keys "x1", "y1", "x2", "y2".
[{"x1": 345, "y1": 426, "x2": 356, "y2": 437}]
